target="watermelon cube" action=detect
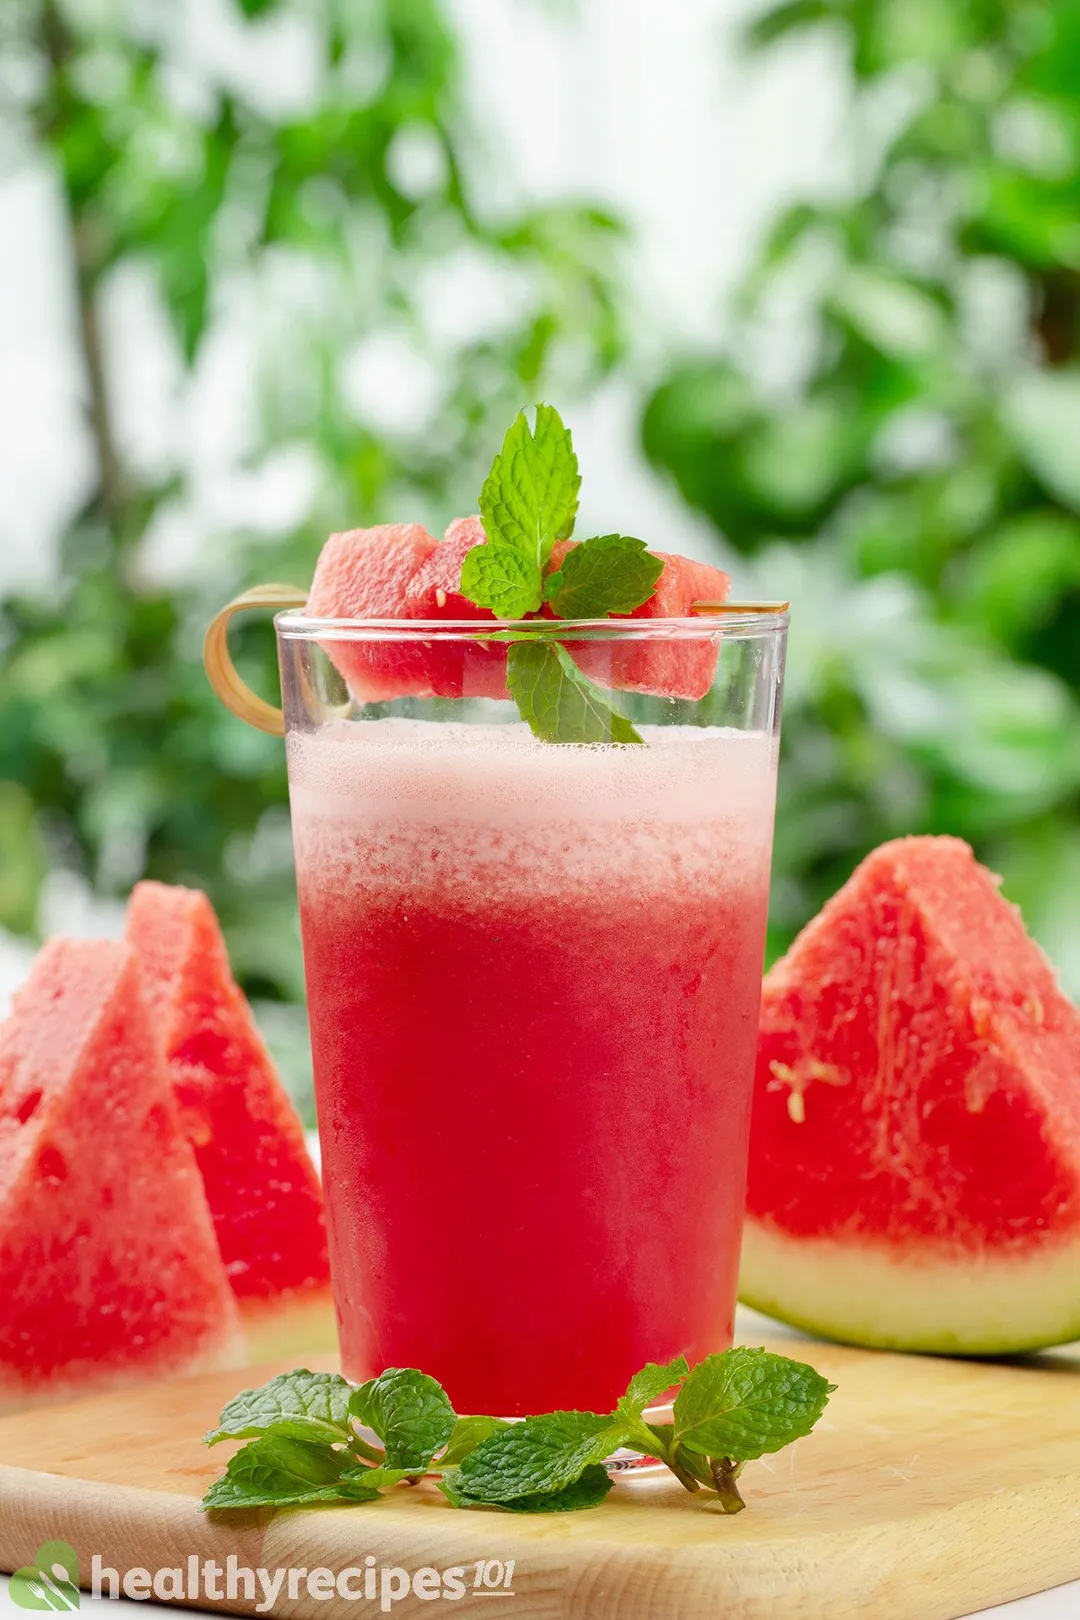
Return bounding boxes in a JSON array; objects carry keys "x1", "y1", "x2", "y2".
[
  {"x1": 306, "y1": 519, "x2": 730, "y2": 704},
  {"x1": 403, "y1": 516, "x2": 510, "y2": 699},
  {"x1": 126, "y1": 882, "x2": 335, "y2": 1361},
  {"x1": 306, "y1": 522, "x2": 439, "y2": 702},
  {"x1": 547, "y1": 542, "x2": 729, "y2": 700},
  {"x1": 741, "y1": 835, "x2": 1080, "y2": 1355},
  {"x1": 0, "y1": 939, "x2": 242, "y2": 1411}
]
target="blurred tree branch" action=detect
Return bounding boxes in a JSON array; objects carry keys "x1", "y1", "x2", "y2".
[{"x1": 39, "y1": 0, "x2": 126, "y2": 532}]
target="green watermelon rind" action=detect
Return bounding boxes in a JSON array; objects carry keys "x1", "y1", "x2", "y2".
[{"x1": 739, "y1": 1218, "x2": 1080, "y2": 1356}]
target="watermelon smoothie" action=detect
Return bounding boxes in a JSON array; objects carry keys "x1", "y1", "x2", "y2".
[{"x1": 289, "y1": 718, "x2": 778, "y2": 1417}]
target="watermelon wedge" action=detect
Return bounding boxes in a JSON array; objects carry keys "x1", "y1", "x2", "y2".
[
  {"x1": 306, "y1": 522, "x2": 439, "y2": 702},
  {"x1": 741, "y1": 836, "x2": 1080, "y2": 1354},
  {"x1": 125, "y1": 882, "x2": 335, "y2": 1360},
  {"x1": 0, "y1": 939, "x2": 242, "y2": 1411},
  {"x1": 403, "y1": 517, "x2": 509, "y2": 699},
  {"x1": 547, "y1": 541, "x2": 730, "y2": 700}
]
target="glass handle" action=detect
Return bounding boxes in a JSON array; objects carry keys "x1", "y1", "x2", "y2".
[{"x1": 204, "y1": 583, "x2": 309, "y2": 736}]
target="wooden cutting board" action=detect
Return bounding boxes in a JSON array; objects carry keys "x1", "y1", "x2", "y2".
[{"x1": 1, "y1": 1336, "x2": 1079, "y2": 1620}]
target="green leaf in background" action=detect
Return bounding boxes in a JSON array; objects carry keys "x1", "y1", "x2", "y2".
[
  {"x1": 202, "y1": 1435, "x2": 382, "y2": 1510},
  {"x1": 642, "y1": 0, "x2": 1080, "y2": 988},
  {"x1": 506, "y1": 641, "x2": 643, "y2": 745},
  {"x1": 0, "y1": 781, "x2": 47, "y2": 936},
  {"x1": 205, "y1": 1369, "x2": 356, "y2": 1447},
  {"x1": 543, "y1": 534, "x2": 664, "y2": 618},
  {"x1": 828, "y1": 267, "x2": 949, "y2": 361},
  {"x1": 1001, "y1": 371, "x2": 1080, "y2": 514},
  {"x1": 3, "y1": 5, "x2": 625, "y2": 1088},
  {"x1": 459, "y1": 542, "x2": 544, "y2": 618},
  {"x1": 349, "y1": 1367, "x2": 456, "y2": 1471},
  {"x1": 479, "y1": 404, "x2": 581, "y2": 567},
  {"x1": 672, "y1": 1347, "x2": 834, "y2": 1462}
]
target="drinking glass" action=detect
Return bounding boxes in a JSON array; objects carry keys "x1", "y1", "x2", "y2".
[{"x1": 208, "y1": 602, "x2": 787, "y2": 1418}]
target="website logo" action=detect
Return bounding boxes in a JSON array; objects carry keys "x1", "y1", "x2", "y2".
[
  {"x1": 9, "y1": 1543, "x2": 80, "y2": 1611},
  {"x1": 8, "y1": 1544, "x2": 519, "y2": 1611}
]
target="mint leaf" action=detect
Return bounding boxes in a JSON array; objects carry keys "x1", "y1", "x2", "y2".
[
  {"x1": 439, "y1": 1414, "x2": 511, "y2": 1468},
  {"x1": 479, "y1": 404, "x2": 580, "y2": 566},
  {"x1": 449, "y1": 1410, "x2": 629, "y2": 1505},
  {"x1": 502, "y1": 1466, "x2": 614, "y2": 1513},
  {"x1": 507, "y1": 640, "x2": 642, "y2": 745},
  {"x1": 349, "y1": 1368, "x2": 456, "y2": 1471},
  {"x1": 616, "y1": 1356, "x2": 689, "y2": 1423},
  {"x1": 543, "y1": 535, "x2": 663, "y2": 619},
  {"x1": 672, "y1": 1348, "x2": 834, "y2": 1462},
  {"x1": 441, "y1": 1463, "x2": 613, "y2": 1514},
  {"x1": 205, "y1": 1370, "x2": 355, "y2": 1447},
  {"x1": 459, "y1": 541, "x2": 542, "y2": 618},
  {"x1": 202, "y1": 1435, "x2": 381, "y2": 1510},
  {"x1": 340, "y1": 1463, "x2": 409, "y2": 1491}
]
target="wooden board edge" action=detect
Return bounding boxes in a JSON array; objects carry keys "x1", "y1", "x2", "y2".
[{"x1": 2, "y1": 1463, "x2": 1080, "y2": 1620}]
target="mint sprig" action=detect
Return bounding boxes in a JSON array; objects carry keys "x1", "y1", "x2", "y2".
[
  {"x1": 202, "y1": 1348, "x2": 834, "y2": 1518},
  {"x1": 460, "y1": 405, "x2": 664, "y2": 743}
]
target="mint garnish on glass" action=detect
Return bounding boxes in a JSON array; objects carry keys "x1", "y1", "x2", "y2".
[
  {"x1": 461, "y1": 405, "x2": 664, "y2": 745},
  {"x1": 203, "y1": 1349, "x2": 834, "y2": 1517}
]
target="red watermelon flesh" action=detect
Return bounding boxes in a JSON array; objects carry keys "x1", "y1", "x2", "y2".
[
  {"x1": 306, "y1": 522, "x2": 439, "y2": 702},
  {"x1": 741, "y1": 835, "x2": 1080, "y2": 1354},
  {"x1": 125, "y1": 882, "x2": 333, "y2": 1356},
  {"x1": 0, "y1": 939, "x2": 242, "y2": 1410},
  {"x1": 403, "y1": 516, "x2": 510, "y2": 699},
  {"x1": 546, "y1": 541, "x2": 729, "y2": 701}
]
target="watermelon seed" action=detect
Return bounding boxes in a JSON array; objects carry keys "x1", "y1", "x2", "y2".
[{"x1": 15, "y1": 1090, "x2": 42, "y2": 1125}]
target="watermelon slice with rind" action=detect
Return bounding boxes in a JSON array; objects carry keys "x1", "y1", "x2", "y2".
[
  {"x1": 546, "y1": 540, "x2": 729, "y2": 701},
  {"x1": 306, "y1": 522, "x2": 439, "y2": 701},
  {"x1": 0, "y1": 939, "x2": 243, "y2": 1411},
  {"x1": 741, "y1": 836, "x2": 1080, "y2": 1354},
  {"x1": 126, "y1": 881, "x2": 335, "y2": 1360}
]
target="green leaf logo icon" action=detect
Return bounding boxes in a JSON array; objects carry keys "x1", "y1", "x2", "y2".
[{"x1": 9, "y1": 1542, "x2": 80, "y2": 1610}]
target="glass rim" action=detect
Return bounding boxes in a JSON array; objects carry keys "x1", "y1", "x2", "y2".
[{"x1": 275, "y1": 608, "x2": 790, "y2": 642}]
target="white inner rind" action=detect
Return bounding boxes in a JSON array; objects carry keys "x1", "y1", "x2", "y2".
[
  {"x1": 739, "y1": 1217, "x2": 1080, "y2": 1354},
  {"x1": 240, "y1": 1288, "x2": 338, "y2": 1364}
]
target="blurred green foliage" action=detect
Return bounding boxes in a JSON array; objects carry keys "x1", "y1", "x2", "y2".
[
  {"x1": 643, "y1": 0, "x2": 1080, "y2": 992},
  {"x1": 0, "y1": 1, "x2": 624, "y2": 1044}
]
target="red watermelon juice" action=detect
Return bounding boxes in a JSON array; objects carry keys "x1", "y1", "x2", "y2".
[{"x1": 290, "y1": 718, "x2": 777, "y2": 1417}]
